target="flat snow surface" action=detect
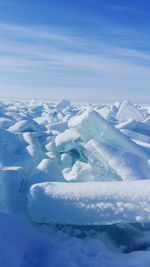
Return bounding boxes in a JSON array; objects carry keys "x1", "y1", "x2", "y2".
[{"x1": 0, "y1": 99, "x2": 150, "y2": 266}]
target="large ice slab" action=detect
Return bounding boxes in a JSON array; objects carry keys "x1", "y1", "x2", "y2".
[
  {"x1": 95, "y1": 104, "x2": 118, "y2": 122},
  {"x1": 28, "y1": 180, "x2": 150, "y2": 225},
  {"x1": 115, "y1": 100, "x2": 144, "y2": 122},
  {"x1": 63, "y1": 136, "x2": 150, "y2": 182},
  {"x1": 69, "y1": 109, "x2": 149, "y2": 160},
  {"x1": 56, "y1": 99, "x2": 71, "y2": 110},
  {"x1": 116, "y1": 119, "x2": 150, "y2": 137},
  {"x1": 85, "y1": 139, "x2": 150, "y2": 180},
  {"x1": 121, "y1": 129, "x2": 150, "y2": 144}
]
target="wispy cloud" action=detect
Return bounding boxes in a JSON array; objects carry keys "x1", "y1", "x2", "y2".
[
  {"x1": 1, "y1": 23, "x2": 150, "y2": 70},
  {"x1": 0, "y1": 23, "x2": 79, "y2": 43},
  {"x1": 0, "y1": 22, "x2": 150, "y2": 101},
  {"x1": 106, "y1": 4, "x2": 141, "y2": 13}
]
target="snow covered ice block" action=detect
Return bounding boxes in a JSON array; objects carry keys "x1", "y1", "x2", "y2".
[
  {"x1": 56, "y1": 99, "x2": 71, "y2": 111},
  {"x1": 55, "y1": 128, "x2": 80, "y2": 152},
  {"x1": 69, "y1": 109, "x2": 149, "y2": 160},
  {"x1": 115, "y1": 100, "x2": 144, "y2": 122},
  {"x1": 143, "y1": 116, "x2": 150, "y2": 125},
  {"x1": 0, "y1": 167, "x2": 25, "y2": 213},
  {"x1": 46, "y1": 121, "x2": 68, "y2": 133},
  {"x1": 85, "y1": 139, "x2": 150, "y2": 181},
  {"x1": 63, "y1": 161, "x2": 95, "y2": 182},
  {"x1": 120, "y1": 129, "x2": 150, "y2": 145},
  {"x1": 0, "y1": 128, "x2": 27, "y2": 166},
  {"x1": 39, "y1": 109, "x2": 64, "y2": 125},
  {"x1": 116, "y1": 119, "x2": 137, "y2": 131},
  {"x1": 95, "y1": 106, "x2": 111, "y2": 120},
  {"x1": 55, "y1": 129, "x2": 87, "y2": 163},
  {"x1": 29, "y1": 158, "x2": 64, "y2": 185},
  {"x1": 8, "y1": 119, "x2": 43, "y2": 133},
  {"x1": 95, "y1": 104, "x2": 118, "y2": 122},
  {"x1": 0, "y1": 117, "x2": 14, "y2": 129},
  {"x1": 28, "y1": 180, "x2": 150, "y2": 225},
  {"x1": 116, "y1": 119, "x2": 150, "y2": 137}
]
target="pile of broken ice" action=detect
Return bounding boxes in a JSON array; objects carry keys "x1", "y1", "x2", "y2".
[{"x1": 1, "y1": 99, "x2": 150, "y2": 225}]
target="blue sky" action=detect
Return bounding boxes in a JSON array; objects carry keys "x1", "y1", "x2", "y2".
[{"x1": 0, "y1": 0, "x2": 150, "y2": 102}]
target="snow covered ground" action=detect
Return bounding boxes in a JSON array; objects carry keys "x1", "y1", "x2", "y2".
[{"x1": 1, "y1": 99, "x2": 150, "y2": 266}]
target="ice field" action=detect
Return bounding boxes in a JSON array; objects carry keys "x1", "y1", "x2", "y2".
[{"x1": 1, "y1": 99, "x2": 150, "y2": 266}]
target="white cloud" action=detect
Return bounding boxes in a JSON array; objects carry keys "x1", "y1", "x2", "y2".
[{"x1": 0, "y1": 22, "x2": 150, "y2": 101}]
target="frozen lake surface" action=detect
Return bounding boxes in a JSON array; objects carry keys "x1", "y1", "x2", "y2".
[{"x1": 1, "y1": 99, "x2": 150, "y2": 266}]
